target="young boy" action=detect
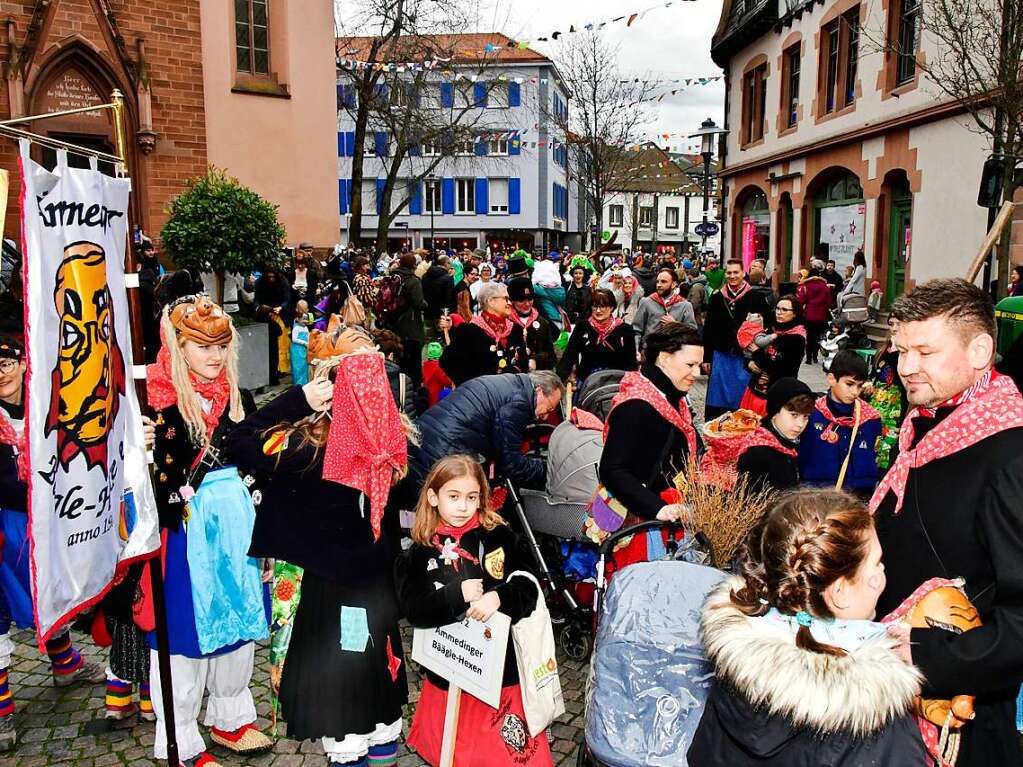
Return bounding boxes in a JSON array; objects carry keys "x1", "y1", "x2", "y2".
[
  {"x1": 798, "y1": 350, "x2": 883, "y2": 493},
  {"x1": 737, "y1": 377, "x2": 814, "y2": 492}
]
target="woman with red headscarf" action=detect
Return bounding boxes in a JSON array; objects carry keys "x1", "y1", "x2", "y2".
[{"x1": 227, "y1": 321, "x2": 415, "y2": 767}]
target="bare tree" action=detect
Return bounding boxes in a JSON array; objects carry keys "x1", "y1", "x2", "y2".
[
  {"x1": 550, "y1": 32, "x2": 657, "y2": 252},
  {"x1": 878, "y1": 0, "x2": 1023, "y2": 295},
  {"x1": 337, "y1": 0, "x2": 507, "y2": 255}
]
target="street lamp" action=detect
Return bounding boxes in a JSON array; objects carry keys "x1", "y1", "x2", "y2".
[
  {"x1": 426, "y1": 174, "x2": 438, "y2": 254},
  {"x1": 688, "y1": 117, "x2": 728, "y2": 253}
]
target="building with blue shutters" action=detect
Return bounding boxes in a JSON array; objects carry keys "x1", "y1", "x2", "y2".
[{"x1": 336, "y1": 33, "x2": 581, "y2": 254}]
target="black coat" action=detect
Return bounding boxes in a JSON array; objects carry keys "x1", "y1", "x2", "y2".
[
  {"x1": 150, "y1": 390, "x2": 256, "y2": 532},
  {"x1": 599, "y1": 363, "x2": 693, "y2": 520},
  {"x1": 226, "y1": 386, "x2": 394, "y2": 584},
  {"x1": 565, "y1": 283, "x2": 592, "y2": 325},
  {"x1": 440, "y1": 322, "x2": 525, "y2": 386},
  {"x1": 394, "y1": 524, "x2": 538, "y2": 689},
  {"x1": 690, "y1": 579, "x2": 927, "y2": 767},
  {"x1": 509, "y1": 313, "x2": 557, "y2": 373},
  {"x1": 747, "y1": 325, "x2": 806, "y2": 396},
  {"x1": 556, "y1": 321, "x2": 637, "y2": 383},
  {"x1": 632, "y1": 265, "x2": 657, "y2": 296},
  {"x1": 409, "y1": 374, "x2": 545, "y2": 490},
  {"x1": 736, "y1": 422, "x2": 800, "y2": 492},
  {"x1": 421, "y1": 264, "x2": 456, "y2": 322},
  {"x1": 702, "y1": 287, "x2": 770, "y2": 363},
  {"x1": 873, "y1": 410, "x2": 1023, "y2": 767},
  {"x1": 382, "y1": 267, "x2": 426, "y2": 344}
]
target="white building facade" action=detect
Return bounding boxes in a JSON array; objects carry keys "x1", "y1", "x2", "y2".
[
  {"x1": 712, "y1": 0, "x2": 997, "y2": 300},
  {"x1": 337, "y1": 34, "x2": 580, "y2": 254},
  {"x1": 602, "y1": 190, "x2": 721, "y2": 255}
]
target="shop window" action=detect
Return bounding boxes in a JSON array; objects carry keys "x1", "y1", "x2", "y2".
[{"x1": 740, "y1": 191, "x2": 770, "y2": 267}]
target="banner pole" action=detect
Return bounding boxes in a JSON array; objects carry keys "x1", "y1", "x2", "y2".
[
  {"x1": 440, "y1": 684, "x2": 462, "y2": 767},
  {"x1": 111, "y1": 87, "x2": 179, "y2": 767}
]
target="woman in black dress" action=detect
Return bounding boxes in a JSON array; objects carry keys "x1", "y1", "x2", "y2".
[
  {"x1": 556, "y1": 288, "x2": 637, "y2": 384},
  {"x1": 227, "y1": 323, "x2": 411, "y2": 767}
]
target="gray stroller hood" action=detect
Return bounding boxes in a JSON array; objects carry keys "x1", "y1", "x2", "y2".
[
  {"x1": 519, "y1": 418, "x2": 602, "y2": 540},
  {"x1": 586, "y1": 560, "x2": 726, "y2": 767},
  {"x1": 577, "y1": 369, "x2": 627, "y2": 422}
]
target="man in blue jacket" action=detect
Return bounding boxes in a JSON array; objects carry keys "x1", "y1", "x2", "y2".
[
  {"x1": 798, "y1": 350, "x2": 883, "y2": 495},
  {"x1": 410, "y1": 371, "x2": 564, "y2": 491}
]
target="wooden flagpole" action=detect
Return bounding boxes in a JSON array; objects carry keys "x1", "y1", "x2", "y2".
[{"x1": 111, "y1": 89, "x2": 180, "y2": 767}]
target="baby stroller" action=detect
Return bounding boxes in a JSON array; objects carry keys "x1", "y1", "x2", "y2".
[
  {"x1": 505, "y1": 370, "x2": 628, "y2": 661},
  {"x1": 820, "y1": 293, "x2": 873, "y2": 371},
  {"x1": 577, "y1": 521, "x2": 724, "y2": 767}
]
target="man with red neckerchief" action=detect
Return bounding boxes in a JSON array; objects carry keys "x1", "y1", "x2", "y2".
[
  {"x1": 872, "y1": 279, "x2": 1023, "y2": 767},
  {"x1": 701, "y1": 259, "x2": 771, "y2": 420}
]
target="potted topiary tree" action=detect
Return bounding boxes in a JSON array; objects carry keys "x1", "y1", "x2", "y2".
[{"x1": 161, "y1": 166, "x2": 286, "y2": 304}]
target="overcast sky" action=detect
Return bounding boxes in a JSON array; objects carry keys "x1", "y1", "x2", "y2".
[
  {"x1": 479, "y1": 0, "x2": 726, "y2": 152},
  {"x1": 337, "y1": 0, "x2": 727, "y2": 154}
]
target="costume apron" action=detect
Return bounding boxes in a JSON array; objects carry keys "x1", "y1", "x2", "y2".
[{"x1": 707, "y1": 351, "x2": 748, "y2": 411}]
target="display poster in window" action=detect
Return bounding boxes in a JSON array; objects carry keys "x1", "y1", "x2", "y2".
[{"x1": 819, "y1": 203, "x2": 865, "y2": 272}]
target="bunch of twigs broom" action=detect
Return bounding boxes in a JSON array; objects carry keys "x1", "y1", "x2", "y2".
[{"x1": 673, "y1": 455, "x2": 779, "y2": 566}]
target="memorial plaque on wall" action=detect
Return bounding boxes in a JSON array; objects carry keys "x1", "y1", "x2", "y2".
[{"x1": 37, "y1": 68, "x2": 108, "y2": 128}]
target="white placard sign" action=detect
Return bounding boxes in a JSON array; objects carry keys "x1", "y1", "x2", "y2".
[
  {"x1": 412, "y1": 612, "x2": 511, "y2": 708},
  {"x1": 819, "y1": 202, "x2": 865, "y2": 272}
]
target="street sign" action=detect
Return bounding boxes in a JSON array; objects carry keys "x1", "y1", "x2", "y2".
[
  {"x1": 394, "y1": 221, "x2": 409, "y2": 228},
  {"x1": 694, "y1": 222, "x2": 719, "y2": 237}
]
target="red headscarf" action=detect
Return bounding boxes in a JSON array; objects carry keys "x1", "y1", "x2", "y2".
[
  {"x1": 321, "y1": 351, "x2": 408, "y2": 540},
  {"x1": 869, "y1": 371, "x2": 1023, "y2": 515},
  {"x1": 146, "y1": 343, "x2": 231, "y2": 438},
  {"x1": 700, "y1": 425, "x2": 796, "y2": 491}
]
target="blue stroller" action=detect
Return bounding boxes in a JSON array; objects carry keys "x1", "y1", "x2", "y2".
[{"x1": 576, "y1": 521, "x2": 725, "y2": 767}]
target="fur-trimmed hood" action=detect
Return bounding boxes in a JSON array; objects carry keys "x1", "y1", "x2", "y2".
[{"x1": 702, "y1": 578, "x2": 922, "y2": 738}]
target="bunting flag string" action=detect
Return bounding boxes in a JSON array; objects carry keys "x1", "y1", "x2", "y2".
[{"x1": 336, "y1": 0, "x2": 701, "y2": 72}]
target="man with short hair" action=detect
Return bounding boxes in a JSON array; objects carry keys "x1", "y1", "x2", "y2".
[
  {"x1": 873, "y1": 278, "x2": 1023, "y2": 767},
  {"x1": 632, "y1": 267, "x2": 697, "y2": 340},
  {"x1": 701, "y1": 259, "x2": 771, "y2": 419},
  {"x1": 823, "y1": 258, "x2": 844, "y2": 298},
  {"x1": 410, "y1": 371, "x2": 564, "y2": 490}
]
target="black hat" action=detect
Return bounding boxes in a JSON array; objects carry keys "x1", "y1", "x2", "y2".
[
  {"x1": 765, "y1": 377, "x2": 813, "y2": 418},
  {"x1": 506, "y1": 256, "x2": 528, "y2": 276},
  {"x1": 0, "y1": 337, "x2": 23, "y2": 361},
  {"x1": 507, "y1": 277, "x2": 535, "y2": 302}
]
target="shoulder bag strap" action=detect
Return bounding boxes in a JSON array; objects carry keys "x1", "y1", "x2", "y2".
[{"x1": 835, "y1": 400, "x2": 861, "y2": 491}]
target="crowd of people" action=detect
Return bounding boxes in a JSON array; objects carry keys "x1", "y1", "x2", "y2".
[{"x1": 0, "y1": 232, "x2": 1021, "y2": 767}]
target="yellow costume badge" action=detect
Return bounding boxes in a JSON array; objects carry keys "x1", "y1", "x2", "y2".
[{"x1": 484, "y1": 547, "x2": 505, "y2": 580}]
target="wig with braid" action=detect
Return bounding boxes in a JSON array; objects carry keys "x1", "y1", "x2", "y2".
[{"x1": 729, "y1": 489, "x2": 874, "y2": 657}]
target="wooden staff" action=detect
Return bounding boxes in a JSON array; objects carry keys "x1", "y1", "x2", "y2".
[{"x1": 440, "y1": 685, "x2": 462, "y2": 767}]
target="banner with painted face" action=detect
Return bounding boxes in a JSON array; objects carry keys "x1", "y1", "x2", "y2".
[{"x1": 19, "y1": 142, "x2": 158, "y2": 646}]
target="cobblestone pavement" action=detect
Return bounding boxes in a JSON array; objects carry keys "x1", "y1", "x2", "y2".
[{"x1": 0, "y1": 362, "x2": 828, "y2": 767}]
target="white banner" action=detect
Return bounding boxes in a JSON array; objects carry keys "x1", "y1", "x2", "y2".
[
  {"x1": 819, "y1": 203, "x2": 865, "y2": 272},
  {"x1": 412, "y1": 612, "x2": 511, "y2": 708},
  {"x1": 20, "y1": 143, "x2": 158, "y2": 645}
]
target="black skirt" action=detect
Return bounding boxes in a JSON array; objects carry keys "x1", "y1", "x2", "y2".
[{"x1": 279, "y1": 570, "x2": 408, "y2": 741}]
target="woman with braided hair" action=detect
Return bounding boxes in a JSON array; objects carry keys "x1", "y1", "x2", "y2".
[{"x1": 689, "y1": 489, "x2": 927, "y2": 766}]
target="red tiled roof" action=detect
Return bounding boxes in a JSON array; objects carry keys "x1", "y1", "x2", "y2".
[{"x1": 336, "y1": 32, "x2": 550, "y2": 65}]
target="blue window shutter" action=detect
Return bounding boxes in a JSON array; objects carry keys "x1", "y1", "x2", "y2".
[
  {"x1": 339, "y1": 179, "x2": 348, "y2": 214},
  {"x1": 375, "y1": 131, "x2": 388, "y2": 157},
  {"x1": 374, "y1": 84, "x2": 389, "y2": 104},
  {"x1": 440, "y1": 83, "x2": 454, "y2": 108},
  {"x1": 337, "y1": 132, "x2": 345, "y2": 157},
  {"x1": 442, "y1": 178, "x2": 456, "y2": 214},
  {"x1": 406, "y1": 83, "x2": 420, "y2": 108},
  {"x1": 508, "y1": 82, "x2": 520, "y2": 107},
  {"x1": 509, "y1": 178, "x2": 521, "y2": 214},
  {"x1": 408, "y1": 142, "x2": 420, "y2": 157},
  {"x1": 509, "y1": 133, "x2": 521, "y2": 155},
  {"x1": 345, "y1": 131, "x2": 355, "y2": 157},
  {"x1": 475, "y1": 178, "x2": 489, "y2": 214},
  {"x1": 376, "y1": 178, "x2": 385, "y2": 212},
  {"x1": 474, "y1": 82, "x2": 487, "y2": 108},
  {"x1": 474, "y1": 136, "x2": 487, "y2": 156},
  {"x1": 336, "y1": 84, "x2": 344, "y2": 109},
  {"x1": 410, "y1": 182, "x2": 423, "y2": 215}
]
